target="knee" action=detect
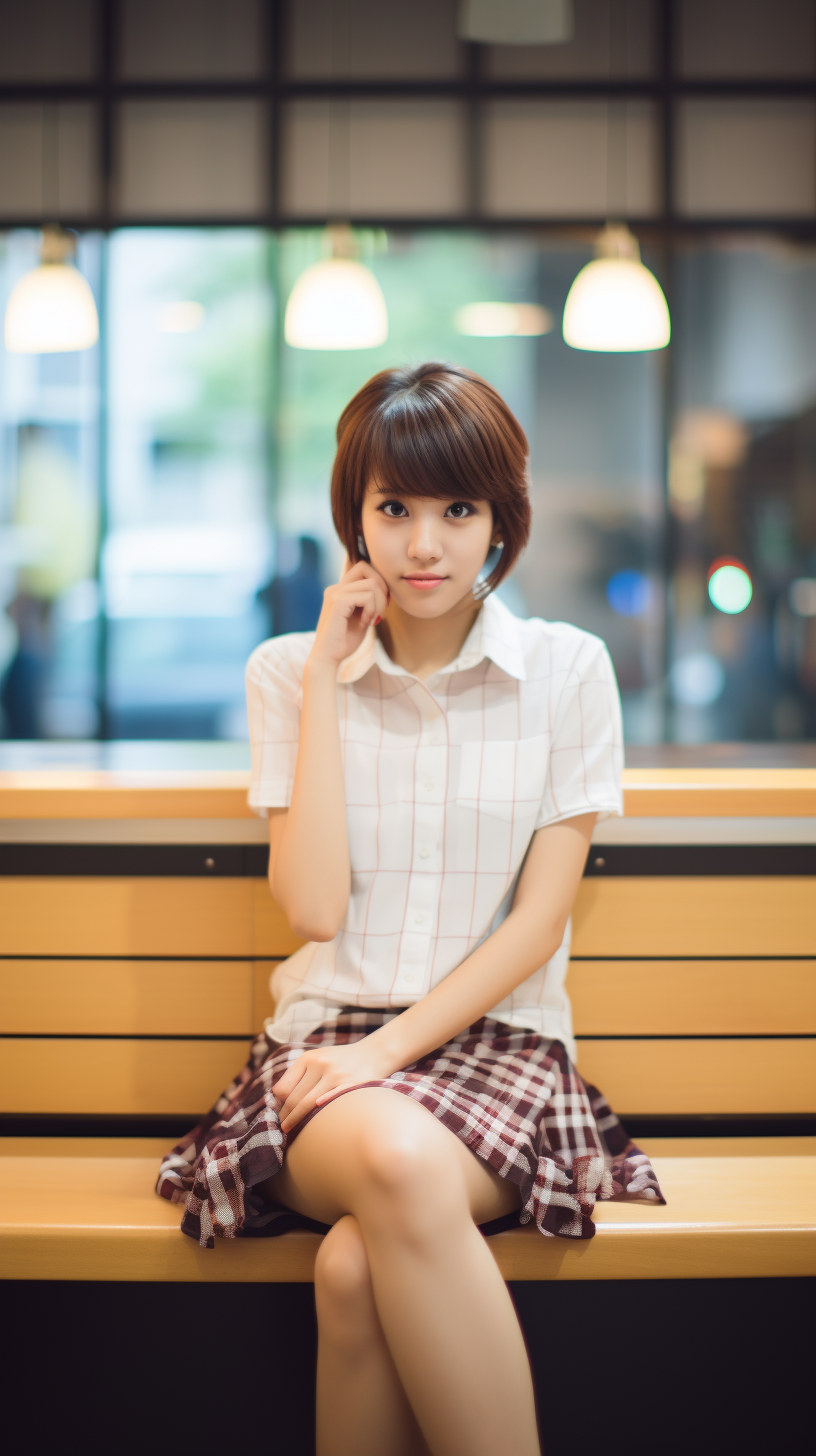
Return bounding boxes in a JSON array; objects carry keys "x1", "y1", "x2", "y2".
[
  {"x1": 314, "y1": 1216, "x2": 376, "y2": 1349},
  {"x1": 355, "y1": 1121, "x2": 468, "y2": 1234}
]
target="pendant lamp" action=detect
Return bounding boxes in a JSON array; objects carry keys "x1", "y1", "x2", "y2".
[
  {"x1": 4, "y1": 227, "x2": 99, "y2": 354},
  {"x1": 284, "y1": 244, "x2": 388, "y2": 351},
  {"x1": 562, "y1": 223, "x2": 670, "y2": 353},
  {"x1": 458, "y1": 0, "x2": 573, "y2": 45}
]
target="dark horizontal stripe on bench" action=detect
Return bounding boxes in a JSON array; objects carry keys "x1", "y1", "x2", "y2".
[
  {"x1": 1, "y1": 843, "x2": 814, "y2": 877},
  {"x1": 3, "y1": 1111, "x2": 815, "y2": 1140},
  {"x1": 0, "y1": 844, "x2": 270, "y2": 877}
]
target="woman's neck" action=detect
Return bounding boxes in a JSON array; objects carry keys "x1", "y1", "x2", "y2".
[{"x1": 377, "y1": 594, "x2": 482, "y2": 681}]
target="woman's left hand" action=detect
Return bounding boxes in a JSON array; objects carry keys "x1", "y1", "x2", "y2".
[{"x1": 272, "y1": 1039, "x2": 397, "y2": 1133}]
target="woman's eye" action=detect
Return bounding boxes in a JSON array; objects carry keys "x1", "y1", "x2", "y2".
[
  {"x1": 445, "y1": 502, "x2": 474, "y2": 519},
  {"x1": 379, "y1": 500, "x2": 408, "y2": 518}
]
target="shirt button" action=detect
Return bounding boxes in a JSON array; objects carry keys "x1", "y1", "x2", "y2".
[
  {"x1": 419, "y1": 846, "x2": 430, "y2": 859},
  {"x1": 415, "y1": 912, "x2": 426, "y2": 925},
  {"x1": 405, "y1": 971, "x2": 418, "y2": 985},
  {"x1": 424, "y1": 780, "x2": 434, "y2": 791}
]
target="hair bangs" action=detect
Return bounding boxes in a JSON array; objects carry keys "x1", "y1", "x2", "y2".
[{"x1": 365, "y1": 399, "x2": 492, "y2": 504}]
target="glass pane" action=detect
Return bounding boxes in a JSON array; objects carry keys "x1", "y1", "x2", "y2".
[
  {"x1": 283, "y1": 101, "x2": 467, "y2": 218},
  {"x1": 117, "y1": 101, "x2": 268, "y2": 220},
  {"x1": 670, "y1": 237, "x2": 816, "y2": 741},
  {"x1": 105, "y1": 229, "x2": 274, "y2": 738},
  {"x1": 679, "y1": 0, "x2": 816, "y2": 78},
  {"x1": 0, "y1": 104, "x2": 98, "y2": 222},
  {"x1": 287, "y1": 0, "x2": 463, "y2": 79},
  {"x1": 0, "y1": 0, "x2": 95, "y2": 82},
  {"x1": 0, "y1": 230, "x2": 102, "y2": 740},
  {"x1": 483, "y1": 100, "x2": 659, "y2": 218},
  {"x1": 677, "y1": 100, "x2": 816, "y2": 218},
  {"x1": 485, "y1": 0, "x2": 656, "y2": 79},
  {"x1": 276, "y1": 229, "x2": 665, "y2": 742},
  {"x1": 119, "y1": 0, "x2": 265, "y2": 80}
]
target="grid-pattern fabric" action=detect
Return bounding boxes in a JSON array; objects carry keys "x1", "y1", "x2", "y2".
[
  {"x1": 246, "y1": 593, "x2": 624, "y2": 1056},
  {"x1": 155, "y1": 1009, "x2": 664, "y2": 1249}
]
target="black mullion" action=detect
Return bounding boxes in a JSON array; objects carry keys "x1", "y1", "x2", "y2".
[
  {"x1": 3, "y1": 214, "x2": 814, "y2": 236},
  {"x1": 2, "y1": 78, "x2": 814, "y2": 102}
]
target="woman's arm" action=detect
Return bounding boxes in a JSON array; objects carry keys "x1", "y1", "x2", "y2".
[
  {"x1": 273, "y1": 812, "x2": 596, "y2": 1129},
  {"x1": 369, "y1": 811, "x2": 596, "y2": 1069},
  {"x1": 268, "y1": 560, "x2": 389, "y2": 942}
]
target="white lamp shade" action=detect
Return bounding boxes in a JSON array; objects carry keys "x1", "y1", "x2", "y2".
[
  {"x1": 562, "y1": 258, "x2": 670, "y2": 352},
  {"x1": 458, "y1": 0, "x2": 573, "y2": 44},
  {"x1": 4, "y1": 264, "x2": 99, "y2": 353},
  {"x1": 284, "y1": 259, "x2": 388, "y2": 350}
]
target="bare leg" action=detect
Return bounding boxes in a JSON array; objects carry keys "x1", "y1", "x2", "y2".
[
  {"x1": 314, "y1": 1213, "x2": 431, "y2": 1456},
  {"x1": 272, "y1": 1088, "x2": 540, "y2": 1456}
]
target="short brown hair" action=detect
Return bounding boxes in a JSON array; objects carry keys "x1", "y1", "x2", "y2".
[{"x1": 331, "y1": 362, "x2": 531, "y2": 595}]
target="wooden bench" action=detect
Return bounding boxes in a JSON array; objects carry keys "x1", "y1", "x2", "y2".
[{"x1": 1, "y1": 760, "x2": 815, "y2": 1282}]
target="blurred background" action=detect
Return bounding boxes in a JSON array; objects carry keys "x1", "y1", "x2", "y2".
[{"x1": 0, "y1": 0, "x2": 815, "y2": 748}]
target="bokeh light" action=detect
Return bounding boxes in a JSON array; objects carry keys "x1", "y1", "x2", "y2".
[
  {"x1": 708, "y1": 560, "x2": 752, "y2": 614},
  {"x1": 670, "y1": 652, "x2": 725, "y2": 707},
  {"x1": 606, "y1": 569, "x2": 653, "y2": 617},
  {"x1": 789, "y1": 578, "x2": 816, "y2": 617}
]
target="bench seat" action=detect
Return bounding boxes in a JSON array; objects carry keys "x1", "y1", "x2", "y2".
[{"x1": 2, "y1": 1136, "x2": 814, "y2": 1284}]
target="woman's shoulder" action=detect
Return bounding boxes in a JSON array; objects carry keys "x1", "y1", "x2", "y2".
[
  {"x1": 246, "y1": 631, "x2": 317, "y2": 691},
  {"x1": 514, "y1": 611, "x2": 614, "y2": 678}
]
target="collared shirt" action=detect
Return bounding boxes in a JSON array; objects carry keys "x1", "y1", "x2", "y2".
[{"x1": 246, "y1": 593, "x2": 623, "y2": 1060}]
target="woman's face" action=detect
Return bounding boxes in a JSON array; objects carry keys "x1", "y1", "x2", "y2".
[{"x1": 359, "y1": 480, "x2": 497, "y2": 617}]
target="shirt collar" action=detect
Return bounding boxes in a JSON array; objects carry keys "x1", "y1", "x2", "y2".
[{"x1": 337, "y1": 591, "x2": 526, "y2": 685}]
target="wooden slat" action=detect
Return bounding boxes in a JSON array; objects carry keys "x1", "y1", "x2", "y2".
[
  {"x1": 2, "y1": 767, "x2": 815, "y2": 819},
  {"x1": 253, "y1": 879, "x2": 304, "y2": 957},
  {"x1": 569, "y1": 960, "x2": 816, "y2": 1036},
  {"x1": 0, "y1": 1038, "x2": 251, "y2": 1116},
  {"x1": 0, "y1": 771, "x2": 254, "y2": 820},
  {"x1": 254, "y1": 960, "x2": 277, "y2": 1027},
  {"x1": 2, "y1": 1035, "x2": 813, "y2": 1117},
  {"x1": 621, "y1": 767, "x2": 816, "y2": 817},
  {"x1": 0, "y1": 878, "x2": 299, "y2": 957},
  {"x1": 0, "y1": 960, "x2": 256, "y2": 1036},
  {"x1": 1, "y1": 1146, "x2": 813, "y2": 1281},
  {"x1": 572, "y1": 877, "x2": 816, "y2": 957},
  {"x1": 577, "y1": 1038, "x2": 816, "y2": 1115}
]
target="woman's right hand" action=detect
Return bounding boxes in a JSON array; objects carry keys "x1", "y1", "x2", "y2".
[{"x1": 308, "y1": 560, "x2": 390, "y2": 668}]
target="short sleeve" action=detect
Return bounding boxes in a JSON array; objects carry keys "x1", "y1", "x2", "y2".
[
  {"x1": 245, "y1": 639, "x2": 305, "y2": 817},
  {"x1": 534, "y1": 633, "x2": 624, "y2": 830}
]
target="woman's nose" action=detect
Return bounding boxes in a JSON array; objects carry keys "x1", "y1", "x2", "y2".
[{"x1": 408, "y1": 520, "x2": 442, "y2": 560}]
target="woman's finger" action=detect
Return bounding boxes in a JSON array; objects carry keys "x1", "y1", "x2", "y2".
[
  {"x1": 272, "y1": 1057, "x2": 306, "y2": 1099},
  {"x1": 277, "y1": 1065, "x2": 323, "y2": 1126},
  {"x1": 336, "y1": 589, "x2": 381, "y2": 628},
  {"x1": 314, "y1": 1081, "x2": 354, "y2": 1107},
  {"x1": 341, "y1": 560, "x2": 390, "y2": 607},
  {"x1": 280, "y1": 1075, "x2": 340, "y2": 1132}
]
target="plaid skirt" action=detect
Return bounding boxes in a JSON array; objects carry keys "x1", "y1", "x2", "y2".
[{"x1": 156, "y1": 1009, "x2": 665, "y2": 1249}]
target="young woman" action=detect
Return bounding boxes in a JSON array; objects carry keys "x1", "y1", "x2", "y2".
[{"x1": 157, "y1": 362, "x2": 664, "y2": 1456}]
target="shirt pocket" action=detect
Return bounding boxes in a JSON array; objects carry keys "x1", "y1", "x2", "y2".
[{"x1": 456, "y1": 736, "x2": 549, "y2": 826}]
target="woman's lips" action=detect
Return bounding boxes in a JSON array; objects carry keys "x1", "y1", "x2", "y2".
[{"x1": 404, "y1": 575, "x2": 446, "y2": 590}]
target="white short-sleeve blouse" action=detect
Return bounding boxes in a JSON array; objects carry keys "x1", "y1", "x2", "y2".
[{"x1": 246, "y1": 592, "x2": 623, "y2": 1060}]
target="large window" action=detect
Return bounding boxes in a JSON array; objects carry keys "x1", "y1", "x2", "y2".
[
  {"x1": 2, "y1": 225, "x2": 815, "y2": 743},
  {"x1": 1, "y1": 0, "x2": 814, "y2": 743}
]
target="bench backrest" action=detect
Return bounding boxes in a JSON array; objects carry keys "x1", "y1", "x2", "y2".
[{"x1": 1, "y1": 867, "x2": 813, "y2": 1120}]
